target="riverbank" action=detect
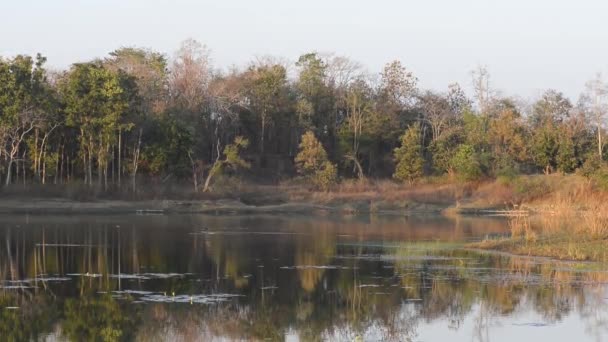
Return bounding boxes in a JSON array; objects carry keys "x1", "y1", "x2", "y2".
[
  {"x1": 0, "y1": 197, "x2": 448, "y2": 216},
  {"x1": 0, "y1": 174, "x2": 605, "y2": 217},
  {"x1": 468, "y1": 237, "x2": 608, "y2": 262},
  {"x1": 467, "y1": 198, "x2": 608, "y2": 262}
]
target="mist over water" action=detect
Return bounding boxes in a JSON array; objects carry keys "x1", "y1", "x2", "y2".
[{"x1": 0, "y1": 214, "x2": 606, "y2": 341}]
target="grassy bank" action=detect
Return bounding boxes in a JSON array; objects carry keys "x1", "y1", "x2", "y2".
[{"x1": 468, "y1": 199, "x2": 608, "y2": 262}]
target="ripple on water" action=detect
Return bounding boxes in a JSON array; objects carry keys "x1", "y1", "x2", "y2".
[{"x1": 280, "y1": 265, "x2": 353, "y2": 270}]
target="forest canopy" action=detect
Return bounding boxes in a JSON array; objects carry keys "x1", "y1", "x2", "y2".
[{"x1": 1, "y1": 40, "x2": 607, "y2": 193}]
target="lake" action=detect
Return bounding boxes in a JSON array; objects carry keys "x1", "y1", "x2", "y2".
[{"x1": 0, "y1": 214, "x2": 607, "y2": 341}]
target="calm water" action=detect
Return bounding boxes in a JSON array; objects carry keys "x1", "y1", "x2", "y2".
[{"x1": 0, "y1": 214, "x2": 607, "y2": 341}]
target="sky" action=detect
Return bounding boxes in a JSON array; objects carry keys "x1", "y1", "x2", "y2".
[{"x1": 2, "y1": 0, "x2": 608, "y2": 101}]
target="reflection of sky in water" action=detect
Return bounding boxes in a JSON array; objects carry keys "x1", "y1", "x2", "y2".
[{"x1": 0, "y1": 214, "x2": 606, "y2": 341}]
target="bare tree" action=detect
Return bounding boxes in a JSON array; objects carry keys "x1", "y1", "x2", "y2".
[
  {"x1": 585, "y1": 73, "x2": 608, "y2": 159},
  {"x1": 418, "y1": 91, "x2": 454, "y2": 142},
  {"x1": 470, "y1": 65, "x2": 494, "y2": 114},
  {"x1": 169, "y1": 39, "x2": 212, "y2": 112},
  {"x1": 324, "y1": 54, "x2": 365, "y2": 90},
  {"x1": 344, "y1": 78, "x2": 372, "y2": 179}
]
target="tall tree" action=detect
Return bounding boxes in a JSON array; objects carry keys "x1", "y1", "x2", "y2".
[
  {"x1": 0, "y1": 54, "x2": 49, "y2": 185},
  {"x1": 340, "y1": 78, "x2": 373, "y2": 179},
  {"x1": 393, "y1": 123, "x2": 424, "y2": 184},
  {"x1": 61, "y1": 62, "x2": 137, "y2": 188},
  {"x1": 584, "y1": 74, "x2": 607, "y2": 159},
  {"x1": 470, "y1": 65, "x2": 494, "y2": 114},
  {"x1": 243, "y1": 63, "x2": 289, "y2": 155}
]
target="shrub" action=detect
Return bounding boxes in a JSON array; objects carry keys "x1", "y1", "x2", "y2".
[{"x1": 313, "y1": 161, "x2": 338, "y2": 191}]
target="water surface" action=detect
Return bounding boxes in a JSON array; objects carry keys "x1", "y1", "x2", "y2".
[{"x1": 0, "y1": 214, "x2": 606, "y2": 341}]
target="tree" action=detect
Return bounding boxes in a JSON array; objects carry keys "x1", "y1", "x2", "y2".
[
  {"x1": 447, "y1": 82, "x2": 471, "y2": 116},
  {"x1": 295, "y1": 53, "x2": 335, "y2": 143},
  {"x1": 379, "y1": 60, "x2": 418, "y2": 109},
  {"x1": 0, "y1": 54, "x2": 49, "y2": 185},
  {"x1": 429, "y1": 126, "x2": 464, "y2": 177},
  {"x1": 243, "y1": 63, "x2": 289, "y2": 155},
  {"x1": 105, "y1": 48, "x2": 168, "y2": 187},
  {"x1": 341, "y1": 77, "x2": 373, "y2": 179},
  {"x1": 169, "y1": 39, "x2": 211, "y2": 112},
  {"x1": 530, "y1": 125, "x2": 559, "y2": 174},
  {"x1": 418, "y1": 91, "x2": 454, "y2": 142},
  {"x1": 393, "y1": 124, "x2": 424, "y2": 184},
  {"x1": 584, "y1": 74, "x2": 607, "y2": 159},
  {"x1": 556, "y1": 134, "x2": 577, "y2": 173},
  {"x1": 470, "y1": 65, "x2": 494, "y2": 114},
  {"x1": 202, "y1": 136, "x2": 250, "y2": 192},
  {"x1": 295, "y1": 131, "x2": 337, "y2": 190},
  {"x1": 531, "y1": 90, "x2": 572, "y2": 128},
  {"x1": 451, "y1": 144, "x2": 483, "y2": 181},
  {"x1": 487, "y1": 103, "x2": 527, "y2": 174},
  {"x1": 60, "y1": 62, "x2": 137, "y2": 188},
  {"x1": 105, "y1": 47, "x2": 168, "y2": 116}
]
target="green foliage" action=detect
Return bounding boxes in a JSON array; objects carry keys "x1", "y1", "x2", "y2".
[
  {"x1": 579, "y1": 153, "x2": 603, "y2": 178},
  {"x1": 0, "y1": 54, "x2": 49, "y2": 122},
  {"x1": 531, "y1": 125, "x2": 559, "y2": 173},
  {"x1": 140, "y1": 117, "x2": 193, "y2": 177},
  {"x1": 451, "y1": 144, "x2": 483, "y2": 181},
  {"x1": 62, "y1": 295, "x2": 138, "y2": 342},
  {"x1": 556, "y1": 135, "x2": 578, "y2": 173},
  {"x1": 579, "y1": 154, "x2": 608, "y2": 190},
  {"x1": 313, "y1": 161, "x2": 338, "y2": 191},
  {"x1": 295, "y1": 131, "x2": 337, "y2": 190},
  {"x1": 296, "y1": 131, "x2": 329, "y2": 174},
  {"x1": 222, "y1": 136, "x2": 251, "y2": 171},
  {"x1": 393, "y1": 124, "x2": 424, "y2": 184},
  {"x1": 0, "y1": 50, "x2": 606, "y2": 190},
  {"x1": 591, "y1": 166, "x2": 608, "y2": 190},
  {"x1": 429, "y1": 127, "x2": 463, "y2": 175}
]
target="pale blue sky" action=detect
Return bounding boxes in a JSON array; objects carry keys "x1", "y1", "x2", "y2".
[{"x1": 2, "y1": 0, "x2": 608, "y2": 100}]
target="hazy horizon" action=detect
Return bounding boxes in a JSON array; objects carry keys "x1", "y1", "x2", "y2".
[{"x1": 3, "y1": 0, "x2": 608, "y2": 100}]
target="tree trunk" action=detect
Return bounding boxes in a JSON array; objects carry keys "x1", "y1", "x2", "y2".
[
  {"x1": 5, "y1": 160, "x2": 13, "y2": 186},
  {"x1": 118, "y1": 129, "x2": 122, "y2": 187},
  {"x1": 22, "y1": 153, "x2": 26, "y2": 187},
  {"x1": 59, "y1": 143, "x2": 64, "y2": 184},
  {"x1": 261, "y1": 113, "x2": 266, "y2": 155},
  {"x1": 598, "y1": 123, "x2": 603, "y2": 159},
  {"x1": 202, "y1": 140, "x2": 222, "y2": 193},
  {"x1": 42, "y1": 156, "x2": 46, "y2": 185},
  {"x1": 188, "y1": 152, "x2": 198, "y2": 193},
  {"x1": 202, "y1": 168, "x2": 217, "y2": 193},
  {"x1": 88, "y1": 136, "x2": 93, "y2": 186},
  {"x1": 34, "y1": 128, "x2": 39, "y2": 180},
  {"x1": 131, "y1": 129, "x2": 142, "y2": 193}
]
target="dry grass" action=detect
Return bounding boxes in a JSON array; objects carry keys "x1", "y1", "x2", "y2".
[
  {"x1": 470, "y1": 189, "x2": 608, "y2": 262},
  {"x1": 283, "y1": 178, "x2": 474, "y2": 205}
]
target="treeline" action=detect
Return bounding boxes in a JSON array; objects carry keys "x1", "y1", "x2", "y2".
[{"x1": 1, "y1": 39, "x2": 607, "y2": 193}]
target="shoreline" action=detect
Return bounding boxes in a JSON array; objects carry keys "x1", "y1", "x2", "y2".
[{"x1": 0, "y1": 198, "x2": 455, "y2": 216}]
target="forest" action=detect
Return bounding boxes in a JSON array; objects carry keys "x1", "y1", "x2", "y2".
[{"x1": 1, "y1": 39, "x2": 607, "y2": 195}]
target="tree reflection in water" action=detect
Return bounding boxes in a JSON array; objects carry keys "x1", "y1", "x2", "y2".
[{"x1": 0, "y1": 214, "x2": 606, "y2": 341}]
